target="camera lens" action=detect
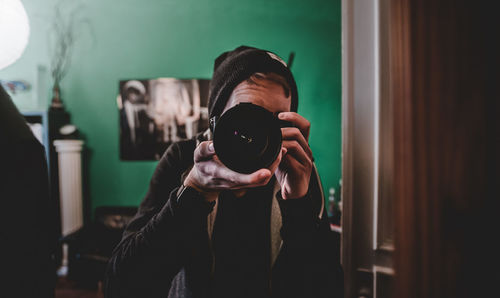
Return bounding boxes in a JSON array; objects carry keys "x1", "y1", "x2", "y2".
[{"x1": 213, "y1": 103, "x2": 282, "y2": 174}]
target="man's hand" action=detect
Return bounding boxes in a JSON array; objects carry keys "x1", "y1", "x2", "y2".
[
  {"x1": 184, "y1": 141, "x2": 284, "y2": 202},
  {"x1": 275, "y1": 112, "x2": 313, "y2": 199}
]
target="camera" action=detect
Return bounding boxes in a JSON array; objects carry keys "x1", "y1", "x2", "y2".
[{"x1": 211, "y1": 103, "x2": 292, "y2": 174}]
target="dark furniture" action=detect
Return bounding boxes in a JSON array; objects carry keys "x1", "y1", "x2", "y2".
[{"x1": 61, "y1": 206, "x2": 137, "y2": 288}]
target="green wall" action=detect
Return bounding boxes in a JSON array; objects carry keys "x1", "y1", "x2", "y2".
[{"x1": 1, "y1": 0, "x2": 341, "y2": 211}]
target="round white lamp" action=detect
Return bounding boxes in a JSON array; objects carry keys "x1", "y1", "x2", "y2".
[{"x1": 0, "y1": 0, "x2": 30, "y2": 70}]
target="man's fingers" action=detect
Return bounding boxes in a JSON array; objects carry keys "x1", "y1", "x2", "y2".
[
  {"x1": 197, "y1": 159, "x2": 272, "y2": 189},
  {"x1": 194, "y1": 141, "x2": 216, "y2": 162},
  {"x1": 282, "y1": 140, "x2": 312, "y2": 167},
  {"x1": 281, "y1": 127, "x2": 312, "y2": 159},
  {"x1": 279, "y1": 151, "x2": 301, "y2": 171},
  {"x1": 278, "y1": 112, "x2": 310, "y2": 141},
  {"x1": 194, "y1": 140, "x2": 277, "y2": 190},
  {"x1": 216, "y1": 166, "x2": 272, "y2": 187}
]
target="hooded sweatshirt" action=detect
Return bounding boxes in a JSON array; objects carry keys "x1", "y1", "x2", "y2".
[{"x1": 104, "y1": 46, "x2": 343, "y2": 298}]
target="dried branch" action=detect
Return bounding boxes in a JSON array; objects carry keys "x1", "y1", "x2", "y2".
[{"x1": 49, "y1": 1, "x2": 87, "y2": 86}]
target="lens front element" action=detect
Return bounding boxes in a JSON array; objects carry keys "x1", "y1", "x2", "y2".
[{"x1": 213, "y1": 103, "x2": 282, "y2": 174}]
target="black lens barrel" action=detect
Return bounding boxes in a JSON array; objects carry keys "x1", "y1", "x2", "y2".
[{"x1": 213, "y1": 103, "x2": 283, "y2": 174}]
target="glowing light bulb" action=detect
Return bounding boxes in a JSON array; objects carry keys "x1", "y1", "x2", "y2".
[{"x1": 0, "y1": 0, "x2": 30, "y2": 70}]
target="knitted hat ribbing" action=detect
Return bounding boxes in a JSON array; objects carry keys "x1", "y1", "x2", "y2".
[{"x1": 208, "y1": 46, "x2": 298, "y2": 126}]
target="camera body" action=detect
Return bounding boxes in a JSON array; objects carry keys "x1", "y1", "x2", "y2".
[{"x1": 211, "y1": 103, "x2": 292, "y2": 174}]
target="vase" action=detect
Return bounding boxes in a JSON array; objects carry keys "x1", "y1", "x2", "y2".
[{"x1": 50, "y1": 83, "x2": 64, "y2": 110}]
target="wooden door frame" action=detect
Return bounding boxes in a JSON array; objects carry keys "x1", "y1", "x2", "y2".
[{"x1": 341, "y1": 0, "x2": 394, "y2": 296}]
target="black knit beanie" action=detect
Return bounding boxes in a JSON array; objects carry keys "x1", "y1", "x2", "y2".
[{"x1": 208, "y1": 46, "x2": 298, "y2": 128}]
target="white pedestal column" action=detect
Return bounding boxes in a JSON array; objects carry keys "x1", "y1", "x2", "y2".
[{"x1": 54, "y1": 139, "x2": 84, "y2": 276}]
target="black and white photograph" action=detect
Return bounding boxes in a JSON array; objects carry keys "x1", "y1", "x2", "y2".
[{"x1": 118, "y1": 78, "x2": 210, "y2": 160}]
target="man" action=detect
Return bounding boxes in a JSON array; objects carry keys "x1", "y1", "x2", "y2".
[
  {"x1": 105, "y1": 46, "x2": 343, "y2": 298},
  {"x1": 119, "y1": 80, "x2": 156, "y2": 160}
]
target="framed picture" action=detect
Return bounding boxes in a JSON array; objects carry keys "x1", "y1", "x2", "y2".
[{"x1": 118, "y1": 78, "x2": 210, "y2": 160}]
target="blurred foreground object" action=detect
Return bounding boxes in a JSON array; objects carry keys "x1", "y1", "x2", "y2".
[{"x1": 0, "y1": 85, "x2": 55, "y2": 296}]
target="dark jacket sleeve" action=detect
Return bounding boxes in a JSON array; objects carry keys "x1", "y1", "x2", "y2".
[
  {"x1": 272, "y1": 172, "x2": 344, "y2": 298},
  {"x1": 104, "y1": 141, "x2": 212, "y2": 298}
]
